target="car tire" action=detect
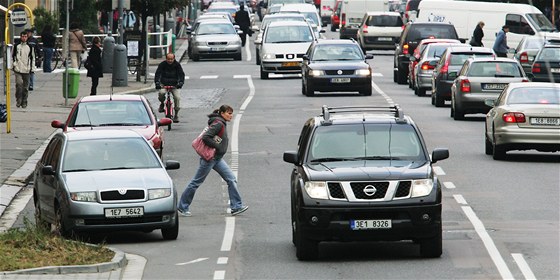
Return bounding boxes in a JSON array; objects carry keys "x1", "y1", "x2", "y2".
[
  {"x1": 330, "y1": 24, "x2": 336, "y2": 32},
  {"x1": 234, "y1": 53, "x2": 242, "y2": 61},
  {"x1": 452, "y1": 100, "x2": 465, "y2": 120},
  {"x1": 360, "y1": 86, "x2": 372, "y2": 96},
  {"x1": 161, "y1": 213, "x2": 179, "y2": 240},
  {"x1": 493, "y1": 143, "x2": 506, "y2": 160},
  {"x1": 305, "y1": 81, "x2": 315, "y2": 97},
  {"x1": 417, "y1": 87, "x2": 426, "y2": 96},
  {"x1": 54, "y1": 204, "x2": 71, "y2": 238},
  {"x1": 485, "y1": 135, "x2": 493, "y2": 155},
  {"x1": 34, "y1": 197, "x2": 51, "y2": 232},
  {"x1": 191, "y1": 54, "x2": 200, "y2": 61},
  {"x1": 419, "y1": 228, "x2": 442, "y2": 258},
  {"x1": 260, "y1": 65, "x2": 269, "y2": 79},
  {"x1": 397, "y1": 65, "x2": 407, "y2": 84},
  {"x1": 256, "y1": 49, "x2": 261, "y2": 65},
  {"x1": 393, "y1": 69, "x2": 398, "y2": 83},
  {"x1": 295, "y1": 218, "x2": 319, "y2": 261},
  {"x1": 434, "y1": 91, "x2": 445, "y2": 107}
]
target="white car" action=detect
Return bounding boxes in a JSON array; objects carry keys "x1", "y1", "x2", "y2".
[
  {"x1": 254, "y1": 13, "x2": 307, "y2": 65},
  {"x1": 279, "y1": 3, "x2": 324, "y2": 39},
  {"x1": 259, "y1": 21, "x2": 316, "y2": 79},
  {"x1": 357, "y1": 11, "x2": 404, "y2": 51}
]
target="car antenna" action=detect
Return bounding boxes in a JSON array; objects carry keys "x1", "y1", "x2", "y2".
[
  {"x1": 84, "y1": 105, "x2": 94, "y2": 130},
  {"x1": 110, "y1": 84, "x2": 113, "y2": 100}
]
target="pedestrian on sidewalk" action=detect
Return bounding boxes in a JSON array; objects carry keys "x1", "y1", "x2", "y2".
[
  {"x1": 154, "y1": 53, "x2": 184, "y2": 123},
  {"x1": 68, "y1": 22, "x2": 87, "y2": 68},
  {"x1": 177, "y1": 105, "x2": 249, "y2": 217},
  {"x1": 12, "y1": 31, "x2": 36, "y2": 108},
  {"x1": 25, "y1": 28, "x2": 41, "y2": 91},
  {"x1": 86, "y1": 36, "x2": 103, "y2": 95},
  {"x1": 493, "y1": 25, "x2": 510, "y2": 58},
  {"x1": 40, "y1": 24, "x2": 56, "y2": 73}
]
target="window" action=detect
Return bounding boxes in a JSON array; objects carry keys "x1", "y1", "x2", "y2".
[
  {"x1": 367, "y1": 15, "x2": 403, "y2": 27},
  {"x1": 506, "y1": 14, "x2": 533, "y2": 35},
  {"x1": 72, "y1": 101, "x2": 151, "y2": 126}
]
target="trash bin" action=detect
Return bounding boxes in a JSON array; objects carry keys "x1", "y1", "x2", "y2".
[
  {"x1": 165, "y1": 34, "x2": 176, "y2": 53},
  {"x1": 63, "y1": 68, "x2": 80, "y2": 98}
]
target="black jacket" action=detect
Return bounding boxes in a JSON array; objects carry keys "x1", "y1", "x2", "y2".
[
  {"x1": 154, "y1": 60, "x2": 185, "y2": 86},
  {"x1": 235, "y1": 9, "x2": 251, "y2": 32},
  {"x1": 203, "y1": 114, "x2": 228, "y2": 160},
  {"x1": 87, "y1": 45, "x2": 103, "y2": 78},
  {"x1": 41, "y1": 31, "x2": 56, "y2": 48},
  {"x1": 471, "y1": 25, "x2": 484, "y2": 47}
]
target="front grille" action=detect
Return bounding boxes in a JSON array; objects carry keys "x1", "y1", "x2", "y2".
[
  {"x1": 274, "y1": 53, "x2": 304, "y2": 59},
  {"x1": 350, "y1": 182, "x2": 389, "y2": 199},
  {"x1": 395, "y1": 181, "x2": 411, "y2": 198},
  {"x1": 325, "y1": 70, "x2": 355, "y2": 75},
  {"x1": 208, "y1": 42, "x2": 228, "y2": 46},
  {"x1": 328, "y1": 182, "x2": 345, "y2": 199},
  {"x1": 100, "y1": 189, "x2": 145, "y2": 201}
]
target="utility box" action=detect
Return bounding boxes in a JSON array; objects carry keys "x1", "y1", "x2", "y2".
[{"x1": 63, "y1": 68, "x2": 80, "y2": 98}]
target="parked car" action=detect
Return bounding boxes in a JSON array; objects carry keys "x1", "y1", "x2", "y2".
[
  {"x1": 283, "y1": 105, "x2": 449, "y2": 260},
  {"x1": 484, "y1": 82, "x2": 560, "y2": 160},
  {"x1": 253, "y1": 12, "x2": 307, "y2": 65},
  {"x1": 259, "y1": 20, "x2": 316, "y2": 79},
  {"x1": 301, "y1": 39, "x2": 373, "y2": 96},
  {"x1": 411, "y1": 42, "x2": 465, "y2": 96},
  {"x1": 50, "y1": 95, "x2": 172, "y2": 158},
  {"x1": 330, "y1": 0, "x2": 342, "y2": 32},
  {"x1": 394, "y1": 21, "x2": 461, "y2": 84},
  {"x1": 451, "y1": 57, "x2": 528, "y2": 120},
  {"x1": 408, "y1": 38, "x2": 462, "y2": 90},
  {"x1": 357, "y1": 11, "x2": 404, "y2": 52},
  {"x1": 188, "y1": 19, "x2": 243, "y2": 61},
  {"x1": 431, "y1": 46, "x2": 495, "y2": 107},
  {"x1": 529, "y1": 43, "x2": 560, "y2": 82},
  {"x1": 513, "y1": 36, "x2": 546, "y2": 75},
  {"x1": 33, "y1": 130, "x2": 181, "y2": 239}
]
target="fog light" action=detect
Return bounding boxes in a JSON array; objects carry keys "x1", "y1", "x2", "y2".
[
  {"x1": 163, "y1": 215, "x2": 171, "y2": 222},
  {"x1": 310, "y1": 216, "x2": 319, "y2": 225},
  {"x1": 75, "y1": 219, "x2": 85, "y2": 225},
  {"x1": 421, "y1": 214, "x2": 431, "y2": 221}
]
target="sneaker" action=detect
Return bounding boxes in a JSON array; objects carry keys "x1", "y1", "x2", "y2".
[
  {"x1": 22, "y1": 103, "x2": 27, "y2": 109},
  {"x1": 177, "y1": 209, "x2": 192, "y2": 217},
  {"x1": 231, "y1": 205, "x2": 249, "y2": 216},
  {"x1": 28, "y1": 86, "x2": 33, "y2": 91},
  {"x1": 158, "y1": 103, "x2": 165, "y2": 113},
  {"x1": 173, "y1": 116, "x2": 179, "y2": 123}
]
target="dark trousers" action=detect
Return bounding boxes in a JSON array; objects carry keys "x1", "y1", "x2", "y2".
[
  {"x1": 496, "y1": 52, "x2": 507, "y2": 58},
  {"x1": 90, "y1": 77, "x2": 99, "y2": 95},
  {"x1": 43, "y1": 48, "x2": 54, "y2": 73}
]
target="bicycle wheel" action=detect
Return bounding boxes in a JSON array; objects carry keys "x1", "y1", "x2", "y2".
[{"x1": 165, "y1": 99, "x2": 173, "y2": 131}]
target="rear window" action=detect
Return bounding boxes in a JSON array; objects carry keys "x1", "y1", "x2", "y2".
[
  {"x1": 536, "y1": 47, "x2": 560, "y2": 60},
  {"x1": 467, "y1": 62, "x2": 523, "y2": 77},
  {"x1": 408, "y1": 25, "x2": 458, "y2": 41},
  {"x1": 366, "y1": 15, "x2": 403, "y2": 27},
  {"x1": 507, "y1": 87, "x2": 560, "y2": 104},
  {"x1": 449, "y1": 52, "x2": 493, "y2": 65}
]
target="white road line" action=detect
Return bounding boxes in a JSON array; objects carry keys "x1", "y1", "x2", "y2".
[
  {"x1": 200, "y1": 75, "x2": 218, "y2": 79},
  {"x1": 371, "y1": 81, "x2": 395, "y2": 105},
  {"x1": 245, "y1": 43, "x2": 251, "y2": 62},
  {"x1": 453, "y1": 194, "x2": 468, "y2": 205},
  {"x1": 512, "y1": 253, "x2": 537, "y2": 280},
  {"x1": 372, "y1": 73, "x2": 383, "y2": 77},
  {"x1": 443, "y1": 181, "x2": 456, "y2": 189},
  {"x1": 433, "y1": 166, "x2": 445, "y2": 176},
  {"x1": 462, "y1": 206, "x2": 514, "y2": 279},
  {"x1": 213, "y1": 270, "x2": 226, "y2": 280},
  {"x1": 220, "y1": 217, "x2": 235, "y2": 251},
  {"x1": 175, "y1": 258, "x2": 209, "y2": 265},
  {"x1": 217, "y1": 257, "x2": 228, "y2": 264}
]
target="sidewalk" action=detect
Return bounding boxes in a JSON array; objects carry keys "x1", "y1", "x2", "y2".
[{"x1": 0, "y1": 38, "x2": 188, "y2": 278}]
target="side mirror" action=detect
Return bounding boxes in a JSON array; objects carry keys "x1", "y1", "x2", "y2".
[
  {"x1": 431, "y1": 148, "x2": 449, "y2": 163},
  {"x1": 459, "y1": 38, "x2": 466, "y2": 43},
  {"x1": 51, "y1": 120, "x2": 65, "y2": 129},
  {"x1": 484, "y1": 99, "x2": 496, "y2": 107},
  {"x1": 302, "y1": 54, "x2": 309, "y2": 61},
  {"x1": 42, "y1": 166, "x2": 56, "y2": 176},
  {"x1": 283, "y1": 151, "x2": 298, "y2": 164},
  {"x1": 165, "y1": 160, "x2": 180, "y2": 170},
  {"x1": 365, "y1": 54, "x2": 374, "y2": 60}
]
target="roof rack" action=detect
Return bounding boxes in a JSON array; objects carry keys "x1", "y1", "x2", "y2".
[{"x1": 321, "y1": 105, "x2": 406, "y2": 123}]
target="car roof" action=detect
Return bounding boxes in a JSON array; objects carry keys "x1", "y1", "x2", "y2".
[
  {"x1": 267, "y1": 20, "x2": 311, "y2": 27},
  {"x1": 419, "y1": 38, "x2": 461, "y2": 45},
  {"x1": 507, "y1": 82, "x2": 560, "y2": 89},
  {"x1": 315, "y1": 39, "x2": 359, "y2": 46},
  {"x1": 316, "y1": 105, "x2": 410, "y2": 126},
  {"x1": 198, "y1": 19, "x2": 234, "y2": 25},
  {"x1": 280, "y1": 3, "x2": 318, "y2": 11},
  {"x1": 79, "y1": 94, "x2": 144, "y2": 102},
  {"x1": 467, "y1": 57, "x2": 518, "y2": 63},
  {"x1": 365, "y1": 11, "x2": 402, "y2": 16},
  {"x1": 62, "y1": 129, "x2": 145, "y2": 141},
  {"x1": 445, "y1": 46, "x2": 494, "y2": 53}
]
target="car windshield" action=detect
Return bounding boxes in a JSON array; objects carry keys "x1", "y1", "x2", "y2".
[
  {"x1": 197, "y1": 23, "x2": 236, "y2": 35},
  {"x1": 262, "y1": 16, "x2": 305, "y2": 29},
  {"x1": 312, "y1": 45, "x2": 363, "y2": 60},
  {"x1": 449, "y1": 52, "x2": 494, "y2": 65},
  {"x1": 367, "y1": 15, "x2": 403, "y2": 27},
  {"x1": 62, "y1": 138, "x2": 162, "y2": 172},
  {"x1": 526, "y1": 13, "x2": 557, "y2": 32},
  {"x1": 307, "y1": 124, "x2": 426, "y2": 162},
  {"x1": 265, "y1": 25, "x2": 313, "y2": 43},
  {"x1": 409, "y1": 25, "x2": 457, "y2": 41},
  {"x1": 507, "y1": 87, "x2": 560, "y2": 104},
  {"x1": 468, "y1": 62, "x2": 523, "y2": 77},
  {"x1": 71, "y1": 101, "x2": 152, "y2": 127},
  {"x1": 536, "y1": 47, "x2": 560, "y2": 60}
]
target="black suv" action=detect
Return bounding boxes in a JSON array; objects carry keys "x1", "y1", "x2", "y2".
[
  {"x1": 283, "y1": 105, "x2": 450, "y2": 260},
  {"x1": 394, "y1": 22, "x2": 460, "y2": 84}
]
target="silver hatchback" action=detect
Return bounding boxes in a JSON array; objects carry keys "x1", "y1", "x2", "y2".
[{"x1": 188, "y1": 19, "x2": 242, "y2": 61}]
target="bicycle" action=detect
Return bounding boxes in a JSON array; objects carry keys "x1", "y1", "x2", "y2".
[{"x1": 163, "y1": 86, "x2": 175, "y2": 131}]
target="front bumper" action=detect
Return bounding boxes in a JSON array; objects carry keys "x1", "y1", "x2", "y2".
[
  {"x1": 307, "y1": 76, "x2": 371, "y2": 92},
  {"x1": 261, "y1": 60, "x2": 302, "y2": 74},
  {"x1": 192, "y1": 45, "x2": 241, "y2": 57}
]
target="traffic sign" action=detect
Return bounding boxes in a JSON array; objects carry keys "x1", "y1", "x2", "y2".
[{"x1": 10, "y1": 9, "x2": 27, "y2": 27}]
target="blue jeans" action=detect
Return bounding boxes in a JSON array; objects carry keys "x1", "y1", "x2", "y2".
[
  {"x1": 178, "y1": 157, "x2": 243, "y2": 212},
  {"x1": 43, "y1": 47, "x2": 54, "y2": 73}
]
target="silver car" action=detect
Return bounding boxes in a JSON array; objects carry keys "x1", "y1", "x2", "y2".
[
  {"x1": 33, "y1": 130, "x2": 181, "y2": 239},
  {"x1": 451, "y1": 57, "x2": 528, "y2": 120},
  {"x1": 357, "y1": 11, "x2": 404, "y2": 51},
  {"x1": 513, "y1": 36, "x2": 546, "y2": 75},
  {"x1": 188, "y1": 19, "x2": 242, "y2": 61},
  {"x1": 484, "y1": 82, "x2": 560, "y2": 160}
]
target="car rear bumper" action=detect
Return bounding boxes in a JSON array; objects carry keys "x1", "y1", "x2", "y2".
[
  {"x1": 193, "y1": 46, "x2": 241, "y2": 57},
  {"x1": 494, "y1": 126, "x2": 560, "y2": 151},
  {"x1": 531, "y1": 73, "x2": 560, "y2": 82},
  {"x1": 417, "y1": 72, "x2": 433, "y2": 88},
  {"x1": 360, "y1": 36, "x2": 398, "y2": 50},
  {"x1": 435, "y1": 80, "x2": 453, "y2": 99},
  {"x1": 340, "y1": 27, "x2": 358, "y2": 39}
]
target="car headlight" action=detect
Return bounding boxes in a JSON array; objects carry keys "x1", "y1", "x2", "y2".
[
  {"x1": 149, "y1": 188, "x2": 172, "y2": 200},
  {"x1": 262, "y1": 53, "x2": 275, "y2": 59},
  {"x1": 195, "y1": 40, "x2": 206, "y2": 46},
  {"x1": 71, "y1": 192, "x2": 97, "y2": 202},
  {"x1": 310, "y1": 70, "x2": 324, "y2": 76},
  {"x1": 355, "y1": 69, "x2": 371, "y2": 76},
  {"x1": 304, "y1": 181, "x2": 329, "y2": 199},
  {"x1": 411, "y1": 179, "x2": 434, "y2": 198}
]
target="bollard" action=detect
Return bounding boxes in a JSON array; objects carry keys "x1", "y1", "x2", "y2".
[
  {"x1": 112, "y1": 44, "x2": 128, "y2": 87},
  {"x1": 102, "y1": 34, "x2": 115, "y2": 73},
  {"x1": 165, "y1": 18, "x2": 176, "y2": 35}
]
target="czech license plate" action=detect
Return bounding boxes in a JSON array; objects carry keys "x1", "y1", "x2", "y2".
[
  {"x1": 210, "y1": 47, "x2": 225, "y2": 52},
  {"x1": 331, "y1": 77, "x2": 351, "y2": 83},
  {"x1": 351, "y1": 219, "x2": 392, "y2": 230},
  {"x1": 530, "y1": 117, "x2": 560, "y2": 126},
  {"x1": 482, "y1": 83, "x2": 507, "y2": 90},
  {"x1": 105, "y1": 207, "x2": 144, "y2": 218},
  {"x1": 378, "y1": 37, "x2": 392, "y2": 41},
  {"x1": 282, "y1": 61, "x2": 300, "y2": 67},
  {"x1": 550, "y1": 68, "x2": 560, "y2": 73}
]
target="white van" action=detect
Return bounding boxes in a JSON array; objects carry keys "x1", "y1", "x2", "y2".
[
  {"x1": 339, "y1": 0, "x2": 389, "y2": 39},
  {"x1": 416, "y1": 0, "x2": 559, "y2": 49}
]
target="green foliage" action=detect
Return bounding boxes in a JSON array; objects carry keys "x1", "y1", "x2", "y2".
[
  {"x1": 58, "y1": 0, "x2": 101, "y2": 34},
  {"x1": 33, "y1": 7, "x2": 59, "y2": 35}
]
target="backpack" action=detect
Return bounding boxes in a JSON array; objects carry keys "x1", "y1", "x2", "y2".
[{"x1": 0, "y1": 104, "x2": 7, "y2": 123}]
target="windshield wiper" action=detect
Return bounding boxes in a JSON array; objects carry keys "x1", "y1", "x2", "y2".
[
  {"x1": 99, "y1": 167, "x2": 136, "y2": 171},
  {"x1": 98, "y1": 123, "x2": 138, "y2": 126},
  {"x1": 310, "y1": 157, "x2": 359, "y2": 163},
  {"x1": 64, "y1": 169, "x2": 90, "y2": 172},
  {"x1": 354, "y1": 156, "x2": 394, "y2": 160}
]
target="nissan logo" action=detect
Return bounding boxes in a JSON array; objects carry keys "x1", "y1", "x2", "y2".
[
  {"x1": 363, "y1": 185, "x2": 377, "y2": 196},
  {"x1": 118, "y1": 189, "x2": 127, "y2": 195},
  {"x1": 337, "y1": 70, "x2": 343, "y2": 75}
]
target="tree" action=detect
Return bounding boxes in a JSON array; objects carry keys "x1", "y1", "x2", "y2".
[
  {"x1": 33, "y1": 7, "x2": 59, "y2": 35},
  {"x1": 59, "y1": 0, "x2": 100, "y2": 33}
]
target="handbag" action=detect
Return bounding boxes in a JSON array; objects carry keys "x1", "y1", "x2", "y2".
[
  {"x1": 84, "y1": 56, "x2": 94, "y2": 71},
  {"x1": 192, "y1": 120, "x2": 225, "y2": 161}
]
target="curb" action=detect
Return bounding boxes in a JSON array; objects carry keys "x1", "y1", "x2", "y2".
[{"x1": 0, "y1": 246, "x2": 127, "y2": 275}]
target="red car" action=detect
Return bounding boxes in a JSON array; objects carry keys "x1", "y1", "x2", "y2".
[
  {"x1": 51, "y1": 95, "x2": 172, "y2": 158},
  {"x1": 330, "y1": 0, "x2": 342, "y2": 32},
  {"x1": 408, "y1": 38, "x2": 461, "y2": 89}
]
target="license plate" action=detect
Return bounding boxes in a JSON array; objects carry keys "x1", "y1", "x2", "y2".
[
  {"x1": 530, "y1": 117, "x2": 560, "y2": 126},
  {"x1": 331, "y1": 77, "x2": 351, "y2": 83},
  {"x1": 105, "y1": 207, "x2": 144, "y2": 218},
  {"x1": 378, "y1": 37, "x2": 392, "y2": 41},
  {"x1": 351, "y1": 219, "x2": 392, "y2": 230},
  {"x1": 210, "y1": 47, "x2": 225, "y2": 51},
  {"x1": 282, "y1": 61, "x2": 300, "y2": 67},
  {"x1": 550, "y1": 68, "x2": 560, "y2": 73},
  {"x1": 482, "y1": 83, "x2": 507, "y2": 90}
]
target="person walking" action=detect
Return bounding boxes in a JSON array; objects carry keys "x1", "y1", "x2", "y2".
[
  {"x1": 177, "y1": 105, "x2": 249, "y2": 217},
  {"x1": 86, "y1": 37, "x2": 103, "y2": 96},
  {"x1": 493, "y1": 25, "x2": 510, "y2": 58},
  {"x1": 40, "y1": 24, "x2": 56, "y2": 73},
  {"x1": 100, "y1": 10, "x2": 109, "y2": 33},
  {"x1": 470, "y1": 21, "x2": 484, "y2": 47},
  {"x1": 12, "y1": 31, "x2": 36, "y2": 108},
  {"x1": 235, "y1": 4, "x2": 251, "y2": 47},
  {"x1": 25, "y1": 29, "x2": 41, "y2": 90},
  {"x1": 154, "y1": 53, "x2": 185, "y2": 123},
  {"x1": 68, "y1": 22, "x2": 87, "y2": 68}
]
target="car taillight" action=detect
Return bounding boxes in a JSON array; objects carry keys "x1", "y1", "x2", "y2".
[
  {"x1": 459, "y1": 79, "x2": 470, "y2": 92},
  {"x1": 421, "y1": 61, "x2": 434, "y2": 70},
  {"x1": 502, "y1": 112, "x2": 526, "y2": 123},
  {"x1": 341, "y1": 13, "x2": 346, "y2": 26},
  {"x1": 519, "y1": 52, "x2": 529, "y2": 63},
  {"x1": 362, "y1": 24, "x2": 368, "y2": 33},
  {"x1": 440, "y1": 58, "x2": 450, "y2": 74},
  {"x1": 532, "y1": 63, "x2": 541, "y2": 73},
  {"x1": 403, "y1": 44, "x2": 409, "y2": 55}
]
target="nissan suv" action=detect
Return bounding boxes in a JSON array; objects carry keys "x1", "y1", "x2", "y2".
[{"x1": 283, "y1": 105, "x2": 450, "y2": 260}]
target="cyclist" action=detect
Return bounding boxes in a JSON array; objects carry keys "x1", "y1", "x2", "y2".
[{"x1": 155, "y1": 53, "x2": 185, "y2": 122}]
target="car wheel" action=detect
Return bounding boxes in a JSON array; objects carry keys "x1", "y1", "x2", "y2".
[
  {"x1": 419, "y1": 227, "x2": 442, "y2": 258},
  {"x1": 256, "y1": 49, "x2": 260, "y2": 65},
  {"x1": 54, "y1": 204, "x2": 71, "y2": 238},
  {"x1": 260, "y1": 65, "x2": 269, "y2": 79},
  {"x1": 453, "y1": 101, "x2": 465, "y2": 120},
  {"x1": 431, "y1": 91, "x2": 436, "y2": 105},
  {"x1": 295, "y1": 218, "x2": 319, "y2": 261},
  {"x1": 234, "y1": 53, "x2": 242, "y2": 61},
  {"x1": 393, "y1": 69, "x2": 398, "y2": 83},
  {"x1": 485, "y1": 135, "x2": 493, "y2": 155},
  {"x1": 397, "y1": 65, "x2": 407, "y2": 84},
  {"x1": 161, "y1": 213, "x2": 179, "y2": 240},
  {"x1": 34, "y1": 197, "x2": 50, "y2": 231},
  {"x1": 360, "y1": 86, "x2": 372, "y2": 96},
  {"x1": 493, "y1": 142, "x2": 506, "y2": 160},
  {"x1": 301, "y1": 79, "x2": 307, "y2": 95},
  {"x1": 330, "y1": 24, "x2": 336, "y2": 32},
  {"x1": 434, "y1": 91, "x2": 445, "y2": 107},
  {"x1": 417, "y1": 87, "x2": 426, "y2": 96},
  {"x1": 191, "y1": 54, "x2": 200, "y2": 61}
]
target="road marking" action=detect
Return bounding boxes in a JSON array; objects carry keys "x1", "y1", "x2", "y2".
[
  {"x1": 453, "y1": 194, "x2": 467, "y2": 205},
  {"x1": 443, "y1": 181, "x2": 456, "y2": 189},
  {"x1": 175, "y1": 258, "x2": 209, "y2": 265},
  {"x1": 372, "y1": 73, "x2": 383, "y2": 77},
  {"x1": 213, "y1": 270, "x2": 225, "y2": 280},
  {"x1": 433, "y1": 166, "x2": 445, "y2": 175},
  {"x1": 217, "y1": 257, "x2": 228, "y2": 264},
  {"x1": 371, "y1": 81, "x2": 395, "y2": 105},
  {"x1": 200, "y1": 75, "x2": 218, "y2": 79},
  {"x1": 220, "y1": 217, "x2": 235, "y2": 251},
  {"x1": 245, "y1": 43, "x2": 251, "y2": 62},
  {"x1": 462, "y1": 206, "x2": 514, "y2": 279},
  {"x1": 512, "y1": 253, "x2": 537, "y2": 280}
]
